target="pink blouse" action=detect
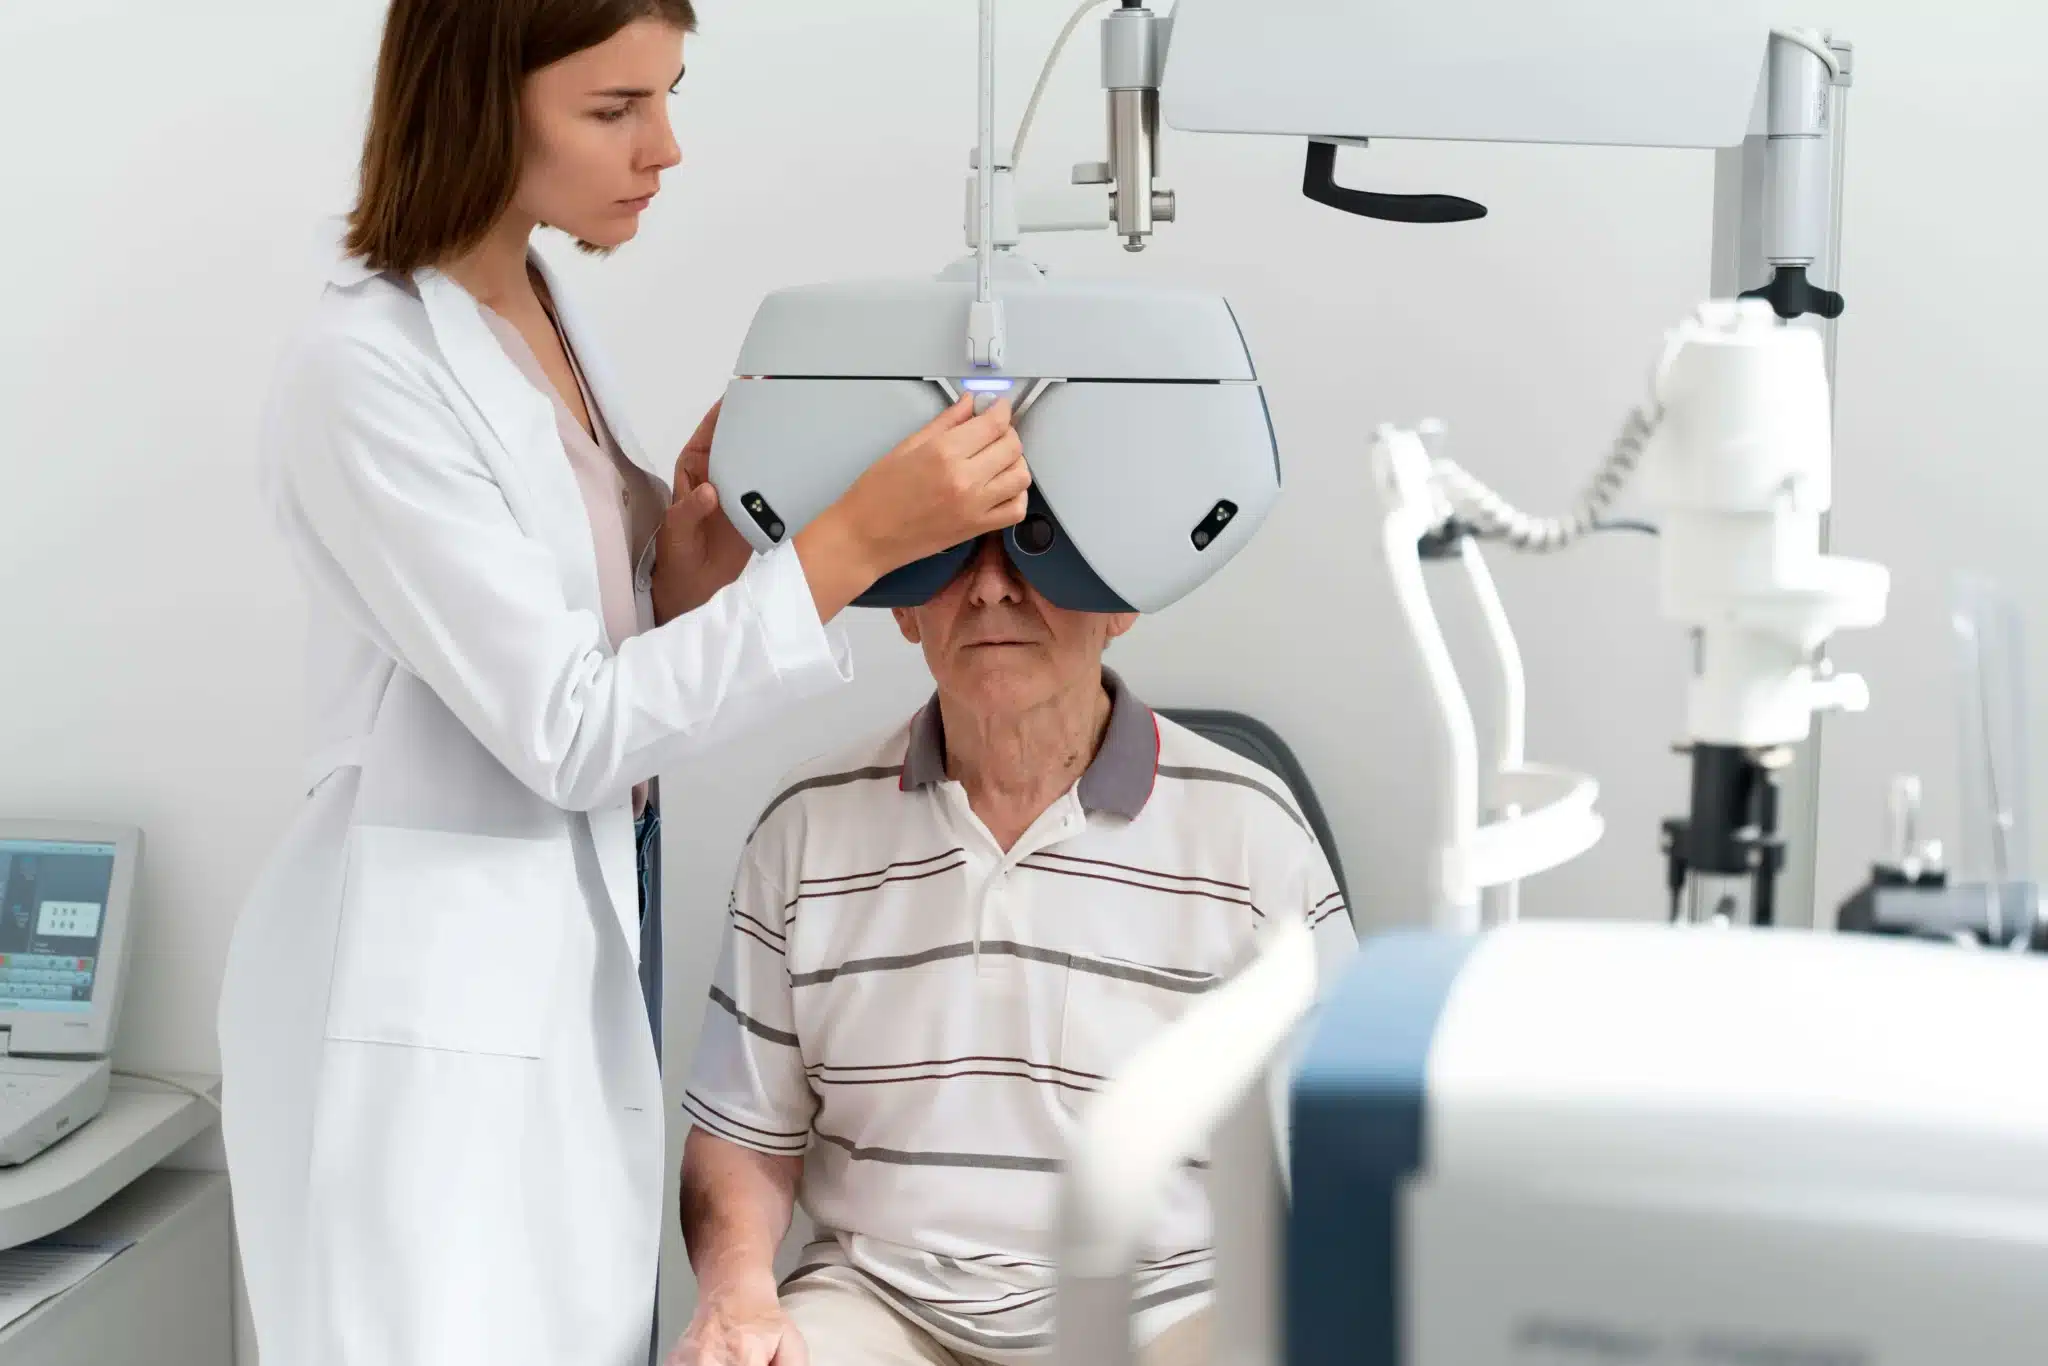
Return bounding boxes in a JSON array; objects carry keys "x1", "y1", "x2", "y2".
[{"x1": 480, "y1": 304, "x2": 663, "y2": 813}]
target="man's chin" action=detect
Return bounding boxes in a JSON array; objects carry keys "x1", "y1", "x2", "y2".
[
  {"x1": 944, "y1": 652, "x2": 1047, "y2": 700},
  {"x1": 955, "y1": 649, "x2": 1028, "y2": 674}
]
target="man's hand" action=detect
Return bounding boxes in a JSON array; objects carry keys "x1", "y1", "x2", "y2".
[
  {"x1": 666, "y1": 1284, "x2": 807, "y2": 1366},
  {"x1": 653, "y1": 400, "x2": 755, "y2": 624},
  {"x1": 678, "y1": 1133, "x2": 806, "y2": 1366}
]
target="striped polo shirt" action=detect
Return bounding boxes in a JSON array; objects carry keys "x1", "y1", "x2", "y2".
[{"x1": 683, "y1": 671, "x2": 1356, "y2": 1362}]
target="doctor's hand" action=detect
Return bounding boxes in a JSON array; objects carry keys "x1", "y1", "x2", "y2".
[
  {"x1": 653, "y1": 400, "x2": 755, "y2": 624},
  {"x1": 792, "y1": 395, "x2": 1028, "y2": 626},
  {"x1": 790, "y1": 394, "x2": 1030, "y2": 624},
  {"x1": 667, "y1": 1284, "x2": 807, "y2": 1366},
  {"x1": 844, "y1": 394, "x2": 1029, "y2": 571}
]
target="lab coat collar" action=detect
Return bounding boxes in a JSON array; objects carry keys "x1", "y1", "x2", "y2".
[
  {"x1": 328, "y1": 253, "x2": 378, "y2": 289},
  {"x1": 325, "y1": 240, "x2": 668, "y2": 493},
  {"x1": 525, "y1": 249, "x2": 668, "y2": 493},
  {"x1": 409, "y1": 259, "x2": 611, "y2": 636},
  {"x1": 415, "y1": 266, "x2": 567, "y2": 496}
]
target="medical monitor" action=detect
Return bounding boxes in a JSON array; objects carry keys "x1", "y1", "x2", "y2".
[{"x1": 0, "y1": 821, "x2": 142, "y2": 1058}]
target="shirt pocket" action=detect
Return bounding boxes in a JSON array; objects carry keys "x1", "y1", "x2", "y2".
[
  {"x1": 1056, "y1": 955, "x2": 1220, "y2": 1108},
  {"x1": 324, "y1": 824, "x2": 576, "y2": 1059}
]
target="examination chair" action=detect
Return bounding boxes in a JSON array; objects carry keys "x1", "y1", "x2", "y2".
[{"x1": 1159, "y1": 708, "x2": 1352, "y2": 922}]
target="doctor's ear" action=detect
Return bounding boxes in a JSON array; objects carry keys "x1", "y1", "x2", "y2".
[{"x1": 893, "y1": 608, "x2": 923, "y2": 644}]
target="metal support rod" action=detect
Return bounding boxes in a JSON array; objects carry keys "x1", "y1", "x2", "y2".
[
  {"x1": 976, "y1": 0, "x2": 995, "y2": 308},
  {"x1": 1704, "y1": 39, "x2": 1850, "y2": 929},
  {"x1": 965, "y1": 0, "x2": 1006, "y2": 376}
]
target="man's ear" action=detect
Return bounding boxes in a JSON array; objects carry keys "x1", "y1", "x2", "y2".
[
  {"x1": 892, "y1": 607, "x2": 923, "y2": 645},
  {"x1": 1102, "y1": 611, "x2": 1139, "y2": 645}
]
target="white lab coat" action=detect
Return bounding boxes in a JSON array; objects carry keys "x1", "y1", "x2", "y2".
[{"x1": 217, "y1": 247, "x2": 852, "y2": 1366}]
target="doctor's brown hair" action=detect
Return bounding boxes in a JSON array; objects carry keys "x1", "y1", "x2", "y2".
[{"x1": 345, "y1": 0, "x2": 697, "y2": 274}]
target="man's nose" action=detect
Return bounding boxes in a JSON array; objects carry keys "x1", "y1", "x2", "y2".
[{"x1": 963, "y1": 536, "x2": 1024, "y2": 604}]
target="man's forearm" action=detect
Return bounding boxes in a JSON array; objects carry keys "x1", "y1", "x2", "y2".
[{"x1": 680, "y1": 1128, "x2": 803, "y2": 1298}]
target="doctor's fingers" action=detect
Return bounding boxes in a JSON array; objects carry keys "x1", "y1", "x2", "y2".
[
  {"x1": 924, "y1": 397, "x2": 1013, "y2": 460},
  {"x1": 976, "y1": 487, "x2": 1031, "y2": 533},
  {"x1": 675, "y1": 399, "x2": 724, "y2": 490},
  {"x1": 662, "y1": 480, "x2": 723, "y2": 532},
  {"x1": 909, "y1": 393, "x2": 977, "y2": 438},
  {"x1": 678, "y1": 444, "x2": 709, "y2": 492},
  {"x1": 959, "y1": 417, "x2": 1024, "y2": 467},
  {"x1": 974, "y1": 440, "x2": 1032, "y2": 505}
]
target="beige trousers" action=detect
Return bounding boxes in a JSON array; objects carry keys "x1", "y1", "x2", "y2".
[{"x1": 781, "y1": 1269, "x2": 1209, "y2": 1366}]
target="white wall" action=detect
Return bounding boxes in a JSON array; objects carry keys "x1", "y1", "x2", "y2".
[
  {"x1": 3, "y1": 2, "x2": 2043, "y2": 1361},
  {"x1": 2, "y1": 6, "x2": 384, "y2": 1353},
  {"x1": 1804, "y1": 0, "x2": 2048, "y2": 911}
]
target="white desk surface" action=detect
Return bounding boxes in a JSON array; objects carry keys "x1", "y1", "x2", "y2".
[{"x1": 0, "y1": 1073, "x2": 220, "y2": 1251}]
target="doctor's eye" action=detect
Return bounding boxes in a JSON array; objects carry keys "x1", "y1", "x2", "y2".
[{"x1": 593, "y1": 105, "x2": 631, "y2": 123}]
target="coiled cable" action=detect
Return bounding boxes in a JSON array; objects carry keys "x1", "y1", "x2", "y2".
[{"x1": 1429, "y1": 401, "x2": 1665, "y2": 552}]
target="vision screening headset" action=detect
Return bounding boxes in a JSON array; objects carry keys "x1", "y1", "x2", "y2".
[{"x1": 706, "y1": 268, "x2": 1280, "y2": 612}]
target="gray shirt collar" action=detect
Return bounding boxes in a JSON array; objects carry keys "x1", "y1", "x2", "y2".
[{"x1": 900, "y1": 667, "x2": 1157, "y2": 818}]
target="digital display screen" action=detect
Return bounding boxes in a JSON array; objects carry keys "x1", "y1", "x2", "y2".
[{"x1": 0, "y1": 840, "x2": 116, "y2": 1014}]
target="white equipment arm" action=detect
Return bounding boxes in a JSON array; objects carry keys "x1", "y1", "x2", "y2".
[
  {"x1": 1373, "y1": 425, "x2": 1606, "y2": 932},
  {"x1": 1054, "y1": 917, "x2": 1318, "y2": 1366}
]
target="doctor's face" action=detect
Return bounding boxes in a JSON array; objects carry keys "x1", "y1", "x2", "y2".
[
  {"x1": 894, "y1": 538, "x2": 1137, "y2": 718},
  {"x1": 516, "y1": 18, "x2": 686, "y2": 251}
]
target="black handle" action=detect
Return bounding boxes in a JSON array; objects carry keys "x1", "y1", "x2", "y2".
[
  {"x1": 1301, "y1": 141, "x2": 1487, "y2": 225},
  {"x1": 1741, "y1": 264, "x2": 1846, "y2": 321}
]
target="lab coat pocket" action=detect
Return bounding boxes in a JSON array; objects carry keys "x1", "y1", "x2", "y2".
[
  {"x1": 325, "y1": 824, "x2": 575, "y2": 1059},
  {"x1": 1056, "y1": 957, "x2": 1219, "y2": 1111}
]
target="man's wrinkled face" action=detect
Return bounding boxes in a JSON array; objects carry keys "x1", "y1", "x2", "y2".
[{"x1": 893, "y1": 537, "x2": 1136, "y2": 715}]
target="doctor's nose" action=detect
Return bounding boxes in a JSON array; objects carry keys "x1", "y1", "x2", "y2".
[{"x1": 644, "y1": 109, "x2": 682, "y2": 173}]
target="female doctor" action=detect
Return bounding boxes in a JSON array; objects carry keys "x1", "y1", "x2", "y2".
[{"x1": 215, "y1": 2, "x2": 1028, "y2": 1363}]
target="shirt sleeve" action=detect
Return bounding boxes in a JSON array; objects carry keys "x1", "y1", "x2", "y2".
[
  {"x1": 269, "y1": 329, "x2": 853, "y2": 814},
  {"x1": 682, "y1": 842, "x2": 816, "y2": 1157},
  {"x1": 1299, "y1": 846, "x2": 1359, "y2": 1000},
  {"x1": 1259, "y1": 826, "x2": 1360, "y2": 1155}
]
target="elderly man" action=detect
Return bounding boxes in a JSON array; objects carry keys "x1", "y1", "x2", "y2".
[{"x1": 672, "y1": 536, "x2": 1355, "y2": 1366}]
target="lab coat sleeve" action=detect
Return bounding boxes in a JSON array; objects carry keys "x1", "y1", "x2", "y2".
[
  {"x1": 681, "y1": 844, "x2": 816, "y2": 1156},
  {"x1": 273, "y1": 332, "x2": 853, "y2": 812}
]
